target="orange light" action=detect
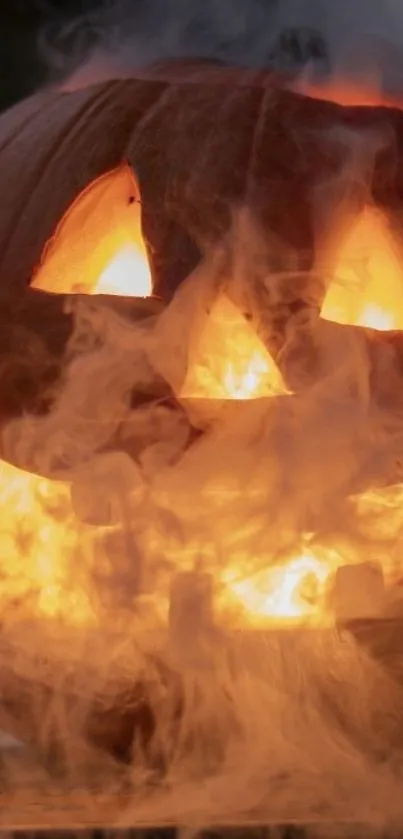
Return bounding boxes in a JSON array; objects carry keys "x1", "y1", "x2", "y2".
[
  {"x1": 291, "y1": 78, "x2": 403, "y2": 110},
  {"x1": 31, "y1": 163, "x2": 152, "y2": 297},
  {"x1": 180, "y1": 293, "x2": 288, "y2": 400},
  {"x1": 15, "y1": 191, "x2": 403, "y2": 632},
  {"x1": 220, "y1": 551, "x2": 339, "y2": 626},
  {"x1": 321, "y1": 206, "x2": 403, "y2": 330},
  {"x1": 0, "y1": 460, "x2": 94, "y2": 625}
]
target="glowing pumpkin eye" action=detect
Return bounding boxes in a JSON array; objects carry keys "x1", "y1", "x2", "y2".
[
  {"x1": 320, "y1": 206, "x2": 403, "y2": 331},
  {"x1": 30, "y1": 162, "x2": 152, "y2": 298}
]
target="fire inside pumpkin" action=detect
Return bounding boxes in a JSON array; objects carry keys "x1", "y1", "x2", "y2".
[
  {"x1": 321, "y1": 206, "x2": 403, "y2": 330},
  {"x1": 1, "y1": 167, "x2": 403, "y2": 633},
  {"x1": 31, "y1": 163, "x2": 152, "y2": 298}
]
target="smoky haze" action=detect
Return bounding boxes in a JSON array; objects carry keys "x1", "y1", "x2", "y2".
[
  {"x1": 35, "y1": 0, "x2": 403, "y2": 93},
  {"x1": 3, "y1": 1, "x2": 403, "y2": 830}
]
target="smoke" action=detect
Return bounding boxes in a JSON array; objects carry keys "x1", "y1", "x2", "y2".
[
  {"x1": 4, "y1": 1, "x2": 403, "y2": 830},
  {"x1": 2, "y1": 206, "x2": 403, "y2": 828},
  {"x1": 36, "y1": 0, "x2": 403, "y2": 97}
]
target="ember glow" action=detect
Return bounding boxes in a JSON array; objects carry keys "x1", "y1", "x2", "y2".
[{"x1": 292, "y1": 77, "x2": 403, "y2": 110}]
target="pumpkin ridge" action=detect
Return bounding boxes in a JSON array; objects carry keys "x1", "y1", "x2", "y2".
[
  {"x1": 245, "y1": 84, "x2": 276, "y2": 203},
  {"x1": 121, "y1": 80, "x2": 175, "y2": 158},
  {"x1": 156, "y1": 86, "x2": 264, "y2": 231},
  {"x1": 181, "y1": 85, "x2": 258, "y2": 208},
  {"x1": 145, "y1": 83, "x2": 266, "y2": 249},
  {"x1": 0, "y1": 83, "x2": 131, "y2": 279},
  {"x1": 0, "y1": 94, "x2": 60, "y2": 160}
]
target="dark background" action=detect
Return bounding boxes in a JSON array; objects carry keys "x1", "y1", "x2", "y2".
[
  {"x1": 0, "y1": 0, "x2": 330, "y2": 116},
  {"x1": 0, "y1": 0, "x2": 102, "y2": 112},
  {"x1": 0, "y1": 0, "x2": 288, "y2": 113}
]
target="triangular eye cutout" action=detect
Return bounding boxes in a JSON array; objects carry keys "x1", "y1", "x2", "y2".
[
  {"x1": 31, "y1": 162, "x2": 152, "y2": 297},
  {"x1": 321, "y1": 206, "x2": 403, "y2": 330}
]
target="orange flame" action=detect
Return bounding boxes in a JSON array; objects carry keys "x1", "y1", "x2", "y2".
[
  {"x1": 220, "y1": 551, "x2": 340, "y2": 626},
  {"x1": 180, "y1": 293, "x2": 288, "y2": 400},
  {"x1": 321, "y1": 206, "x2": 403, "y2": 330},
  {"x1": 31, "y1": 163, "x2": 152, "y2": 297},
  {"x1": 0, "y1": 460, "x2": 94, "y2": 625}
]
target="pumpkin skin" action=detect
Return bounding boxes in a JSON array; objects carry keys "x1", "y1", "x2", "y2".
[
  {"x1": 1, "y1": 59, "x2": 403, "y2": 426},
  {"x1": 2, "y1": 59, "x2": 403, "y2": 302}
]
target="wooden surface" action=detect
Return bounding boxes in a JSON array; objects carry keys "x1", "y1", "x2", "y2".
[
  {"x1": 0, "y1": 772, "x2": 401, "y2": 831},
  {"x1": 1, "y1": 620, "x2": 403, "y2": 831}
]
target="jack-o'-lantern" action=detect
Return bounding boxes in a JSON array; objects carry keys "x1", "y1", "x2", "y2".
[{"x1": 2, "y1": 58, "x2": 403, "y2": 828}]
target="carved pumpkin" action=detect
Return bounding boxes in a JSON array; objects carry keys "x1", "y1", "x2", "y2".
[
  {"x1": 2, "y1": 59, "x2": 403, "y2": 818},
  {"x1": 1, "y1": 58, "x2": 403, "y2": 429}
]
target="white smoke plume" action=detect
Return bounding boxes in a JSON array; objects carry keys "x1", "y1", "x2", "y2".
[{"x1": 36, "y1": 0, "x2": 403, "y2": 96}]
